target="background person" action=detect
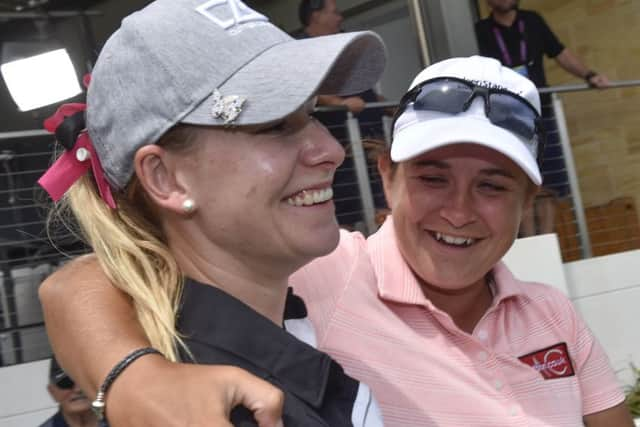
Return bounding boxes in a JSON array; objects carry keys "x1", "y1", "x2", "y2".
[
  {"x1": 297, "y1": 0, "x2": 386, "y2": 130},
  {"x1": 297, "y1": 0, "x2": 389, "y2": 228},
  {"x1": 475, "y1": 0, "x2": 609, "y2": 89},
  {"x1": 39, "y1": 358, "x2": 104, "y2": 427},
  {"x1": 40, "y1": 56, "x2": 633, "y2": 426},
  {"x1": 476, "y1": 0, "x2": 610, "y2": 236},
  {"x1": 37, "y1": 0, "x2": 386, "y2": 425}
]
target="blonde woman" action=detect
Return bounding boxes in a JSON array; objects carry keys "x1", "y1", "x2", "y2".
[{"x1": 39, "y1": 0, "x2": 386, "y2": 425}]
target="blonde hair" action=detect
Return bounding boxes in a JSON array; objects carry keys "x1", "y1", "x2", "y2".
[{"x1": 50, "y1": 125, "x2": 201, "y2": 362}]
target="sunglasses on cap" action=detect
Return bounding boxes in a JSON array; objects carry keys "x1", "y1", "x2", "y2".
[
  {"x1": 53, "y1": 372, "x2": 75, "y2": 390},
  {"x1": 392, "y1": 77, "x2": 545, "y2": 164}
]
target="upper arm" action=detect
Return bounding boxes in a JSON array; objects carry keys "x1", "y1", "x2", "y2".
[
  {"x1": 583, "y1": 402, "x2": 634, "y2": 427},
  {"x1": 39, "y1": 254, "x2": 150, "y2": 393}
]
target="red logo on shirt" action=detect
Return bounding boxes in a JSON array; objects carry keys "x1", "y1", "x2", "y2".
[{"x1": 518, "y1": 343, "x2": 575, "y2": 380}]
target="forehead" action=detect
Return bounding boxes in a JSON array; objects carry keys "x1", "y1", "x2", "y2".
[{"x1": 405, "y1": 144, "x2": 526, "y2": 176}]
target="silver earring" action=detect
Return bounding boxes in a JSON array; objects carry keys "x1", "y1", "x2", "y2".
[{"x1": 182, "y1": 199, "x2": 195, "y2": 213}]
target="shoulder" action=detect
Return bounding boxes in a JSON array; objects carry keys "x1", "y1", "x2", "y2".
[
  {"x1": 495, "y1": 263, "x2": 576, "y2": 320},
  {"x1": 475, "y1": 16, "x2": 492, "y2": 32},
  {"x1": 520, "y1": 280, "x2": 573, "y2": 309},
  {"x1": 37, "y1": 412, "x2": 64, "y2": 427},
  {"x1": 290, "y1": 229, "x2": 368, "y2": 308},
  {"x1": 298, "y1": 229, "x2": 366, "y2": 274},
  {"x1": 520, "y1": 9, "x2": 548, "y2": 25},
  {"x1": 511, "y1": 278, "x2": 580, "y2": 334}
]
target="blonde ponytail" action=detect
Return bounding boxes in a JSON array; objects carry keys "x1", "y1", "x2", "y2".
[{"x1": 49, "y1": 125, "x2": 201, "y2": 362}]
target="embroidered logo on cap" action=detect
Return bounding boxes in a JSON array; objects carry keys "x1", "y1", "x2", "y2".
[
  {"x1": 518, "y1": 342, "x2": 575, "y2": 380},
  {"x1": 196, "y1": 0, "x2": 268, "y2": 30}
]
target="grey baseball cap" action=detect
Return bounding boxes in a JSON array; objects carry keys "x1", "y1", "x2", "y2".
[{"x1": 87, "y1": 0, "x2": 387, "y2": 190}]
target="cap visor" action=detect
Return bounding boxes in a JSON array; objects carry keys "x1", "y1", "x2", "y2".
[
  {"x1": 391, "y1": 116, "x2": 542, "y2": 185},
  {"x1": 183, "y1": 31, "x2": 386, "y2": 126}
]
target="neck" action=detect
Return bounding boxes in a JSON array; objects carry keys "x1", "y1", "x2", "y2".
[
  {"x1": 420, "y1": 276, "x2": 493, "y2": 334},
  {"x1": 492, "y1": 8, "x2": 517, "y2": 27},
  {"x1": 61, "y1": 411, "x2": 98, "y2": 427},
  {"x1": 167, "y1": 227, "x2": 294, "y2": 325}
]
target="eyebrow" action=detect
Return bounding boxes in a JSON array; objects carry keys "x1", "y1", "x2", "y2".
[
  {"x1": 413, "y1": 159, "x2": 450, "y2": 169},
  {"x1": 478, "y1": 168, "x2": 517, "y2": 180},
  {"x1": 413, "y1": 160, "x2": 517, "y2": 180}
]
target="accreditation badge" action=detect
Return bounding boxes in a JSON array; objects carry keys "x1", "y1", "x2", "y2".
[{"x1": 512, "y1": 64, "x2": 529, "y2": 78}]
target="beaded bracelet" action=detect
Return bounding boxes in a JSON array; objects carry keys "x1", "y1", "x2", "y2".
[{"x1": 91, "y1": 347, "x2": 162, "y2": 421}]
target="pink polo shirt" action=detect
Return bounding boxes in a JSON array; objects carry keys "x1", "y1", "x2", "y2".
[{"x1": 290, "y1": 218, "x2": 624, "y2": 426}]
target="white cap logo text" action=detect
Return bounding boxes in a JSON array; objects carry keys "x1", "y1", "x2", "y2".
[{"x1": 196, "y1": 0, "x2": 268, "y2": 30}]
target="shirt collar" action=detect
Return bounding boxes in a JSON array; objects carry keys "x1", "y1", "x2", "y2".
[
  {"x1": 367, "y1": 217, "x2": 526, "y2": 309},
  {"x1": 176, "y1": 279, "x2": 332, "y2": 408}
]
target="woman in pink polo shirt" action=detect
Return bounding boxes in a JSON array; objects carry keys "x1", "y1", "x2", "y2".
[{"x1": 40, "y1": 56, "x2": 633, "y2": 426}]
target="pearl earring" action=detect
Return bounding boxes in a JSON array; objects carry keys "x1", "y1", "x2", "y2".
[{"x1": 182, "y1": 199, "x2": 195, "y2": 213}]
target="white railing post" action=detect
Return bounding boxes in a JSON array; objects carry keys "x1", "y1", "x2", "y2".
[
  {"x1": 551, "y1": 93, "x2": 592, "y2": 258},
  {"x1": 345, "y1": 112, "x2": 377, "y2": 235}
]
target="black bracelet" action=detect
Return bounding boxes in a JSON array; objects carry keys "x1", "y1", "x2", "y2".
[{"x1": 91, "y1": 347, "x2": 162, "y2": 421}]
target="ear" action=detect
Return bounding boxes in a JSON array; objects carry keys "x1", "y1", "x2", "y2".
[
  {"x1": 377, "y1": 151, "x2": 395, "y2": 208},
  {"x1": 134, "y1": 145, "x2": 188, "y2": 215},
  {"x1": 523, "y1": 184, "x2": 540, "y2": 212}
]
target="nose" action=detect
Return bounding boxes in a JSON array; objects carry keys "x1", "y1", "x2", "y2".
[
  {"x1": 439, "y1": 186, "x2": 477, "y2": 228},
  {"x1": 300, "y1": 119, "x2": 345, "y2": 171}
]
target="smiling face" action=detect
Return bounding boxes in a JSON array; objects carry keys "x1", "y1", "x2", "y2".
[
  {"x1": 380, "y1": 143, "x2": 535, "y2": 292},
  {"x1": 168, "y1": 100, "x2": 345, "y2": 276}
]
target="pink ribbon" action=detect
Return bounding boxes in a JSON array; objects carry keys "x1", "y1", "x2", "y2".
[{"x1": 38, "y1": 101, "x2": 117, "y2": 209}]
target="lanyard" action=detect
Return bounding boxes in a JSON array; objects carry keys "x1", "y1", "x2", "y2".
[{"x1": 492, "y1": 18, "x2": 527, "y2": 67}]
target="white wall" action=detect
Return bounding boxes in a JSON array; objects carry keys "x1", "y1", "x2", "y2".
[
  {"x1": 566, "y1": 250, "x2": 640, "y2": 386},
  {"x1": 342, "y1": 1, "x2": 423, "y2": 101},
  {"x1": 504, "y1": 234, "x2": 640, "y2": 387},
  {"x1": 0, "y1": 359, "x2": 56, "y2": 427}
]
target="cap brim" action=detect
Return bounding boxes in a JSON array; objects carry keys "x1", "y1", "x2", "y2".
[
  {"x1": 391, "y1": 115, "x2": 542, "y2": 185},
  {"x1": 182, "y1": 31, "x2": 386, "y2": 126}
]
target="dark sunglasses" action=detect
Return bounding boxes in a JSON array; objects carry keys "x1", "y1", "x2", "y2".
[
  {"x1": 54, "y1": 373, "x2": 75, "y2": 390},
  {"x1": 392, "y1": 77, "x2": 545, "y2": 164}
]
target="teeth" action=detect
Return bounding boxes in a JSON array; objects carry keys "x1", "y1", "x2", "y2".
[
  {"x1": 434, "y1": 232, "x2": 475, "y2": 246},
  {"x1": 287, "y1": 188, "x2": 333, "y2": 207}
]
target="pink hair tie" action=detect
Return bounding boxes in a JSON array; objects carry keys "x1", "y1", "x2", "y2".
[{"x1": 38, "y1": 101, "x2": 116, "y2": 209}]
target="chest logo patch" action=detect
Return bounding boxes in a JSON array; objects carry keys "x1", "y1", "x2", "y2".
[{"x1": 518, "y1": 342, "x2": 575, "y2": 380}]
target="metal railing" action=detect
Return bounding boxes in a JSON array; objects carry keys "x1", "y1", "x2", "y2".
[
  {"x1": 0, "y1": 79, "x2": 638, "y2": 368},
  {"x1": 313, "y1": 79, "x2": 640, "y2": 258}
]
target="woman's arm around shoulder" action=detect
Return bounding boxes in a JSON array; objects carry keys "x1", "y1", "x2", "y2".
[{"x1": 39, "y1": 255, "x2": 284, "y2": 427}]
